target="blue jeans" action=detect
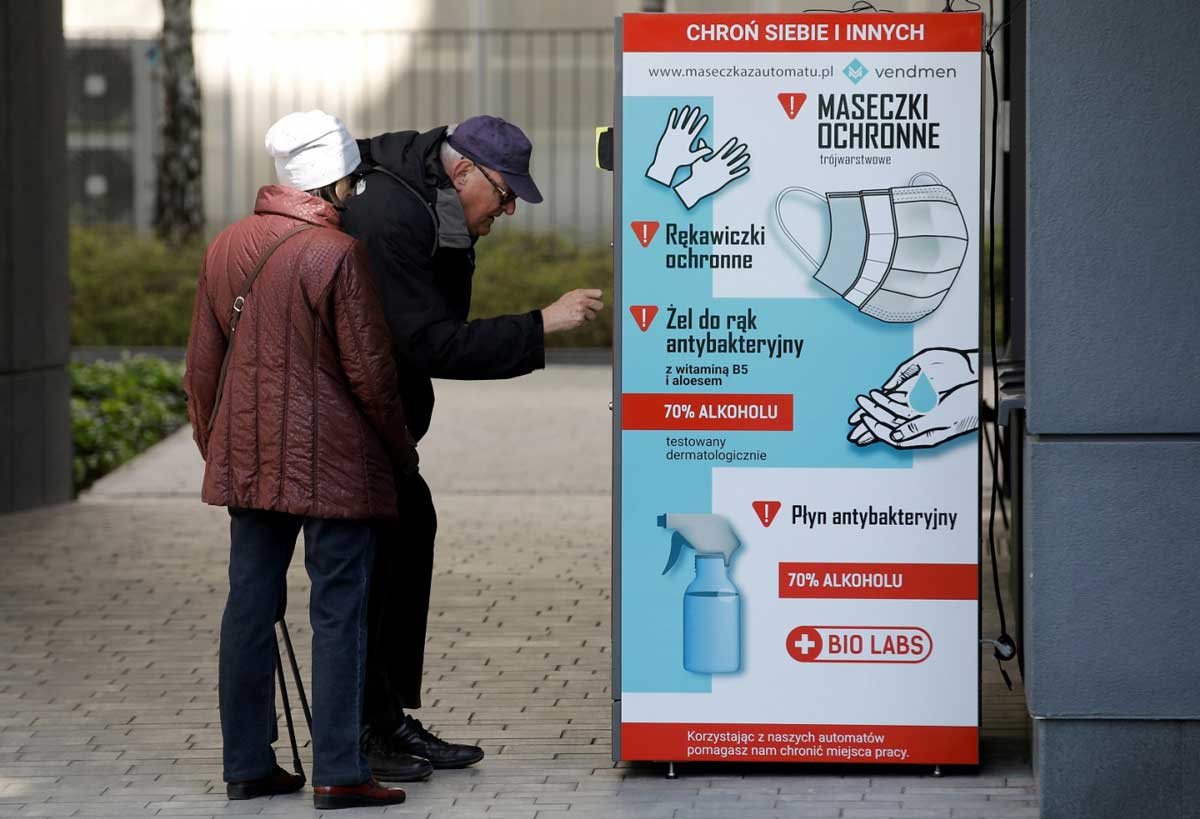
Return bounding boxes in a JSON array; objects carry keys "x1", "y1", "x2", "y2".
[{"x1": 219, "y1": 508, "x2": 375, "y2": 787}]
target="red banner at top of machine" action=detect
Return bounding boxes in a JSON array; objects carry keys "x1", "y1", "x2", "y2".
[{"x1": 623, "y1": 13, "x2": 981, "y2": 53}]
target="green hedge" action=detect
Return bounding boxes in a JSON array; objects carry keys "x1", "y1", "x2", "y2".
[
  {"x1": 70, "y1": 225, "x2": 613, "y2": 349},
  {"x1": 470, "y1": 231, "x2": 613, "y2": 347},
  {"x1": 71, "y1": 356, "x2": 189, "y2": 493},
  {"x1": 70, "y1": 225, "x2": 204, "y2": 346}
]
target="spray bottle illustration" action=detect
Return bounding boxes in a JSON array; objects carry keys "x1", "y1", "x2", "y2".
[{"x1": 658, "y1": 513, "x2": 743, "y2": 673}]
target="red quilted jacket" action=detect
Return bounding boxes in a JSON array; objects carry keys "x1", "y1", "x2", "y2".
[{"x1": 184, "y1": 185, "x2": 416, "y2": 519}]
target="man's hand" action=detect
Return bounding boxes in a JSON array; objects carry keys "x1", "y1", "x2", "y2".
[
  {"x1": 396, "y1": 429, "x2": 420, "y2": 476},
  {"x1": 541, "y1": 288, "x2": 604, "y2": 334}
]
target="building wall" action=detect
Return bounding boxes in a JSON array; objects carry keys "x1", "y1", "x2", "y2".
[
  {"x1": 0, "y1": 0, "x2": 74, "y2": 514},
  {"x1": 186, "y1": 24, "x2": 616, "y2": 238},
  {"x1": 1023, "y1": 1, "x2": 1200, "y2": 815},
  {"x1": 63, "y1": 0, "x2": 985, "y2": 239},
  {"x1": 65, "y1": 0, "x2": 624, "y2": 239}
]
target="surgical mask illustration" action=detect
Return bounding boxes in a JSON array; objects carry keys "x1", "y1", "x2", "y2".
[
  {"x1": 658, "y1": 513, "x2": 742, "y2": 674},
  {"x1": 774, "y1": 172, "x2": 969, "y2": 323}
]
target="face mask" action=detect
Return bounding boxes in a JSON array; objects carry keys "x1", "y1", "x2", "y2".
[{"x1": 775, "y1": 173, "x2": 969, "y2": 323}]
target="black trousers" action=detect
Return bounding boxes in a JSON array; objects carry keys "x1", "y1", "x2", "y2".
[{"x1": 363, "y1": 470, "x2": 436, "y2": 731}]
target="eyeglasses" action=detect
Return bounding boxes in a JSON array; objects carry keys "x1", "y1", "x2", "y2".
[{"x1": 475, "y1": 164, "x2": 517, "y2": 207}]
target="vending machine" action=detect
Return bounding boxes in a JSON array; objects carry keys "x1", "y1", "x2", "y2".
[{"x1": 612, "y1": 11, "x2": 984, "y2": 767}]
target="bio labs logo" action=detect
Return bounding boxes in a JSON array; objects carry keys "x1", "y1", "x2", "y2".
[{"x1": 843, "y1": 58, "x2": 869, "y2": 85}]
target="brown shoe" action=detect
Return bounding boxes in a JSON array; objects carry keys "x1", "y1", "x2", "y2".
[{"x1": 312, "y1": 778, "x2": 406, "y2": 810}]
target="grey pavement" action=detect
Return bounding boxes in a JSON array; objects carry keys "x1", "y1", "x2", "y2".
[{"x1": 0, "y1": 365, "x2": 1035, "y2": 818}]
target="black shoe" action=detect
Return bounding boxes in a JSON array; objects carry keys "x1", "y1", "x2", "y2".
[
  {"x1": 388, "y1": 715, "x2": 485, "y2": 769},
  {"x1": 226, "y1": 765, "x2": 305, "y2": 800},
  {"x1": 361, "y1": 726, "x2": 436, "y2": 782}
]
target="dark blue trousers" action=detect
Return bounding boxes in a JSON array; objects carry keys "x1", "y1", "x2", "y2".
[{"x1": 219, "y1": 508, "x2": 375, "y2": 787}]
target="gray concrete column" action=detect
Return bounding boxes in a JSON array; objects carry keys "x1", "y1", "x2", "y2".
[
  {"x1": 1024, "y1": 2, "x2": 1200, "y2": 816},
  {"x1": 0, "y1": 0, "x2": 73, "y2": 513}
]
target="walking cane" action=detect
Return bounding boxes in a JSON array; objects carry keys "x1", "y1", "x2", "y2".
[
  {"x1": 273, "y1": 618, "x2": 313, "y2": 783},
  {"x1": 276, "y1": 618, "x2": 313, "y2": 732}
]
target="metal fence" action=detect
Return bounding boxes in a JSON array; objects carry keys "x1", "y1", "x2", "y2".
[{"x1": 66, "y1": 28, "x2": 616, "y2": 242}]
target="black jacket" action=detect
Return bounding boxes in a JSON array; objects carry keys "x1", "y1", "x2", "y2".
[{"x1": 341, "y1": 127, "x2": 545, "y2": 441}]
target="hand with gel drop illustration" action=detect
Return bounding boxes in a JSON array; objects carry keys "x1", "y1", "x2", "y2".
[
  {"x1": 854, "y1": 385, "x2": 979, "y2": 450},
  {"x1": 847, "y1": 348, "x2": 980, "y2": 450},
  {"x1": 882, "y1": 347, "x2": 979, "y2": 397}
]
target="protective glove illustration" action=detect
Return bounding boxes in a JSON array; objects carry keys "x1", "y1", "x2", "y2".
[
  {"x1": 846, "y1": 347, "x2": 980, "y2": 449},
  {"x1": 673, "y1": 136, "x2": 751, "y2": 210},
  {"x1": 645, "y1": 105, "x2": 711, "y2": 187}
]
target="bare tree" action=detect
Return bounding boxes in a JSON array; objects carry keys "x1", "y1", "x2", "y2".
[{"x1": 155, "y1": 0, "x2": 203, "y2": 244}]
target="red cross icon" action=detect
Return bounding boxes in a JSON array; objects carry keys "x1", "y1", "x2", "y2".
[{"x1": 786, "y1": 626, "x2": 823, "y2": 663}]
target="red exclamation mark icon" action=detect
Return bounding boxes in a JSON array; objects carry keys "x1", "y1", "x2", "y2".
[
  {"x1": 777, "y1": 93, "x2": 807, "y2": 120},
  {"x1": 630, "y1": 221, "x2": 660, "y2": 248},
  {"x1": 629, "y1": 305, "x2": 659, "y2": 332},
  {"x1": 752, "y1": 500, "x2": 782, "y2": 528}
]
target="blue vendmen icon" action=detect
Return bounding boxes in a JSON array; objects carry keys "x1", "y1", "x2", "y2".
[
  {"x1": 843, "y1": 58, "x2": 869, "y2": 84},
  {"x1": 658, "y1": 513, "x2": 743, "y2": 674}
]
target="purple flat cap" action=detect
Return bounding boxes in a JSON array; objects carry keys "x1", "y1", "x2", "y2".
[{"x1": 448, "y1": 115, "x2": 543, "y2": 204}]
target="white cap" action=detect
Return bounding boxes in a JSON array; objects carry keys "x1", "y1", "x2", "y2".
[{"x1": 264, "y1": 110, "x2": 360, "y2": 191}]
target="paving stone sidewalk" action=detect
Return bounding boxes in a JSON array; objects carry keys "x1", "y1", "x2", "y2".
[{"x1": 0, "y1": 365, "x2": 1035, "y2": 818}]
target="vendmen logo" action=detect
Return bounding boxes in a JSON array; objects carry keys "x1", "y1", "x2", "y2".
[{"x1": 843, "y1": 58, "x2": 869, "y2": 85}]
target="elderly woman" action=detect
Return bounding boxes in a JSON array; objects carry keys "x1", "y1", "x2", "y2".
[{"x1": 184, "y1": 110, "x2": 411, "y2": 810}]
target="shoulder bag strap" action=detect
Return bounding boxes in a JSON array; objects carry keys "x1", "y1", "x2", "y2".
[
  {"x1": 362, "y1": 165, "x2": 439, "y2": 257},
  {"x1": 207, "y1": 223, "x2": 315, "y2": 434}
]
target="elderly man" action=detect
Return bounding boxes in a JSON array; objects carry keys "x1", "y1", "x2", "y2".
[{"x1": 341, "y1": 115, "x2": 603, "y2": 781}]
